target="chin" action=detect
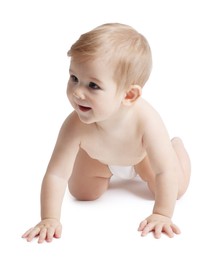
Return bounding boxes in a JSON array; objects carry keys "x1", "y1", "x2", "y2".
[{"x1": 77, "y1": 115, "x2": 96, "y2": 125}]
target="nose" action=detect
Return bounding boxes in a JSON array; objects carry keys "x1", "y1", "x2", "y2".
[{"x1": 73, "y1": 86, "x2": 85, "y2": 100}]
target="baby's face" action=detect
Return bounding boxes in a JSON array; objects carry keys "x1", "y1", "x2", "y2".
[{"x1": 67, "y1": 58, "x2": 125, "y2": 124}]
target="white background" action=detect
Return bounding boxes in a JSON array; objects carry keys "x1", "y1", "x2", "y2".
[{"x1": 0, "y1": 0, "x2": 220, "y2": 259}]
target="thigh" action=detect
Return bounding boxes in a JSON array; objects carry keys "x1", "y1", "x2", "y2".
[{"x1": 68, "y1": 148, "x2": 112, "y2": 200}]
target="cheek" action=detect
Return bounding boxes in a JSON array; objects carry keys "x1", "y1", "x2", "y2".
[
  {"x1": 66, "y1": 82, "x2": 73, "y2": 98},
  {"x1": 66, "y1": 89, "x2": 71, "y2": 103},
  {"x1": 95, "y1": 97, "x2": 121, "y2": 114},
  {"x1": 95, "y1": 96, "x2": 112, "y2": 107},
  {"x1": 66, "y1": 81, "x2": 70, "y2": 94},
  {"x1": 66, "y1": 85, "x2": 75, "y2": 107}
]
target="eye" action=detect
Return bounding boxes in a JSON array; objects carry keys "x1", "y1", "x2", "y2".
[
  {"x1": 70, "y1": 75, "x2": 78, "y2": 83},
  {"x1": 88, "y1": 82, "x2": 101, "y2": 90}
]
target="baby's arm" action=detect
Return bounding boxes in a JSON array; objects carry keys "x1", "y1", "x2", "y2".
[
  {"x1": 22, "y1": 112, "x2": 80, "y2": 243},
  {"x1": 138, "y1": 108, "x2": 182, "y2": 238}
]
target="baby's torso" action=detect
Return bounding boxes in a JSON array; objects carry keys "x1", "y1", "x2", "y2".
[
  {"x1": 77, "y1": 109, "x2": 146, "y2": 165},
  {"x1": 71, "y1": 98, "x2": 153, "y2": 166},
  {"x1": 80, "y1": 128, "x2": 146, "y2": 166}
]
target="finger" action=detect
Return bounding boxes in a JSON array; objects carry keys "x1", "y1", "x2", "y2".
[
  {"x1": 54, "y1": 225, "x2": 62, "y2": 239},
  {"x1": 138, "y1": 219, "x2": 147, "y2": 231},
  {"x1": 26, "y1": 227, "x2": 41, "y2": 242},
  {"x1": 22, "y1": 228, "x2": 33, "y2": 238},
  {"x1": 141, "y1": 222, "x2": 154, "y2": 236},
  {"x1": 154, "y1": 224, "x2": 163, "y2": 239},
  {"x1": 171, "y1": 224, "x2": 181, "y2": 235},
  {"x1": 38, "y1": 228, "x2": 47, "y2": 244},
  {"x1": 46, "y1": 227, "x2": 55, "y2": 242},
  {"x1": 163, "y1": 225, "x2": 174, "y2": 238}
]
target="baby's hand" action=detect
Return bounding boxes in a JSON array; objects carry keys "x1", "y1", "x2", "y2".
[
  {"x1": 138, "y1": 214, "x2": 181, "y2": 239},
  {"x1": 22, "y1": 218, "x2": 62, "y2": 243}
]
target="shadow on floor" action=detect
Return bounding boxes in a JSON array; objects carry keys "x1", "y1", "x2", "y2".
[{"x1": 108, "y1": 176, "x2": 154, "y2": 200}]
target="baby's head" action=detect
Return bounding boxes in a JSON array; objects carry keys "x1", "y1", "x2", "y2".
[{"x1": 68, "y1": 23, "x2": 152, "y2": 92}]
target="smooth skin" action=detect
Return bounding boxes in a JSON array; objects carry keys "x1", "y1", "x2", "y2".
[{"x1": 22, "y1": 58, "x2": 190, "y2": 243}]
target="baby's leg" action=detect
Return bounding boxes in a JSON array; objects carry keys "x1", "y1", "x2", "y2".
[
  {"x1": 171, "y1": 137, "x2": 191, "y2": 198},
  {"x1": 68, "y1": 148, "x2": 112, "y2": 201}
]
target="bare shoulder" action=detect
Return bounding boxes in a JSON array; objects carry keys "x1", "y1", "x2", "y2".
[
  {"x1": 137, "y1": 98, "x2": 170, "y2": 145},
  {"x1": 61, "y1": 111, "x2": 82, "y2": 130},
  {"x1": 137, "y1": 98, "x2": 164, "y2": 125},
  {"x1": 57, "y1": 111, "x2": 84, "y2": 144}
]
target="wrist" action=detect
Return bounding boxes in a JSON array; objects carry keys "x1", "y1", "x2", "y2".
[
  {"x1": 153, "y1": 208, "x2": 173, "y2": 218},
  {"x1": 41, "y1": 216, "x2": 60, "y2": 221}
]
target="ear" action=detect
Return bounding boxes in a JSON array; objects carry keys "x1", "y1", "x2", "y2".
[{"x1": 122, "y1": 85, "x2": 142, "y2": 106}]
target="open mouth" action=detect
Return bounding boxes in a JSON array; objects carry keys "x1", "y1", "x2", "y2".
[{"x1": 78, "y1": 105, "x2": 92, "y2": 112}]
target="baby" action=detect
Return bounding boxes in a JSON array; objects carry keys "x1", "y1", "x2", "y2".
[{"x1": 22, "y1": 23, "x2": 191, "y2": 243}]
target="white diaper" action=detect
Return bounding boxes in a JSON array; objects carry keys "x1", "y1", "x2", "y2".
[{"x1": 108, "y1": 165, "x2": 137, "y2": 180}]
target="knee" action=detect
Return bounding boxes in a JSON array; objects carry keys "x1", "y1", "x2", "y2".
[
  {"x1": 68, "y1": 186, "x2": 101, "y2": 201},
  {"x1": 74, "y1": 193, "x2": 100, "y2": 201}
]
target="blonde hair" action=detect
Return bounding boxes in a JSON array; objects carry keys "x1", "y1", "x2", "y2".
[{"x1": 68, "y1": 23, "x2": 152, "y2": 91}]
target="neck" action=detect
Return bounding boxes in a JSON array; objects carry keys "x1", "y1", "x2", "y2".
[{"x1": 94, "y1": 106, "x2": 132, "y2": 134}]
